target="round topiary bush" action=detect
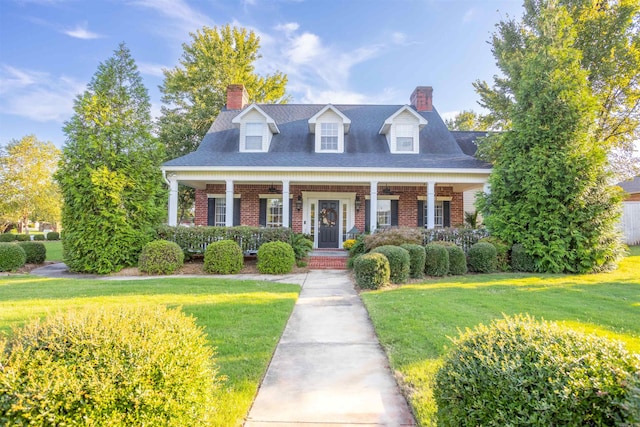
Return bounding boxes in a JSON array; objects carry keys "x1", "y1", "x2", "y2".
[
  {"x1": 446, "y1": 245, "x2": 467, "y2": 275},
  {"x1": 17, "y1": 241, "x2": 46, "y2": 264},
  {"x1": 33, "y1": 234, "x2": 45, "y2": 241},
  {"x1": 0, "y1": 243, "x2": 26, "y2": 272},
  {"x1": 0, "y1": 305, "x2": 219, "y2": 426},
  {"x1": 511, "y1": 243, "x2": 537, "y2": 272},
  {"x1": 434, "y1": 315, "x2": 640, "y2": 426},
  {"x1": 353, "y1": 252, "x2": 390, "y2": 290},
  {"x1": 424, "y1": 243, "x2": 450, "y2": 276},
  {"x1": 257, "y1": 241, "x2": 295, "y2": 274},
  {"x1": 400, "y1": 244, "x2": 426, "y2": 279},
  {"x1": 479, "y1": 236, "x2": 510, "y2": 271},
  {"x1": 371, "y1": 245, "x2": 410, "y2": 284},
  {"x1": 467, "y1": 242, "x2": 497, "y2": 273},
  {"x1": 204, "y1": 239, "x2": 244, "y2": 274},
  {"x1": 0, "y1": 234, "x2": 16, "y2": 242},
  {"x1": 46, "y1": 231, "x2": 60, "y2": 240},
  {"x1": 138, "y1": 240, "x2": 184, "y2": 275}
]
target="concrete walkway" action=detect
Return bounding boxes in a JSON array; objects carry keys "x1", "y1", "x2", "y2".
[{"x1": 244, "y1": 270, "x2": 415, "y2": 426}]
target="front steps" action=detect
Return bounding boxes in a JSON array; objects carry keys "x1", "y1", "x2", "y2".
[{"x1": 307, "y1": 249, "x2": 349, "y2": 270}]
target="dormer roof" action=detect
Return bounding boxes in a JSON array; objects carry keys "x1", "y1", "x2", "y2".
[
  {"x1": 231, "y1": 103, "x2": 280, "y2": 134},
  {"x1": 379, "y1": 105, "x2": 428, "y2": 135},
  {"x1": 308, "y1": 104, "x2": 351, "y2": 133}
]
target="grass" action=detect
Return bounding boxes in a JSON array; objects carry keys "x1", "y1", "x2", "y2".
[
  {"x1": 0, "y1": 275, "x2": 300, "y2": 426},
  {"x1": 43, "y1": 240, "x2": 63, "y2": 261},
  {"x1": 362, "y1": 246, "x2": 640, "y2": 426}
]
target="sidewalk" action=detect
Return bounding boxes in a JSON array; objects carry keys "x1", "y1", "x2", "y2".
[{"x1": 244, "y1": 270, "x2": 415, "y2": 426}]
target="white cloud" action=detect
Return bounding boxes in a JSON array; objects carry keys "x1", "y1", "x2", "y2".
[
  {"x1": 137, "y1": 62, "x2": 167, "y2": 77},
  {"x1": 275, "y1": 22, "x2": 299, "y2": 35},
  {"x1": 391, "y1": 32, "x2": 407, "y2": 44},
  {"x1": 0, "y1": 65, "x2": 84, "y2": 122},
  {"x1": 130, "y1": 0, "x2": 212, "y2": 37},
  {"x1": 463, "y1": 8, "x2": 476, "y2": 23},
  {"x1": 288, "y1": 32, "x2": 323, "y2": 64},
  {"x1": 63, "y1": 22, "x2": 103, "y2": 39}
]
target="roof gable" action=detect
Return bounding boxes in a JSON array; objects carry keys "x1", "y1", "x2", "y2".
[
  {"x1": 308, "y1": 104, "x2": 351, "y2": 133},
  {"x1": 231, "y1": 103, "x2": 280, "y2": 134},
  {"x1": 379, "y1": 105, "x2": 428, "y2": 135}
]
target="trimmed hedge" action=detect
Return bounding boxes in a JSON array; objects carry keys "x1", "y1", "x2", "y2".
[
  {"x1": 0, "y1": 306, "x2": 219, "y2": 426},
  {"x1": 138, "y1": 240, "x2": 184, "y2": 275},
  {"x1": 467, "y1": 242, "x2": 498, "y2": 273},
  {"x1": 0, "y1": 243, "x2": 26, "y2": 271},
  {"x1": 371, "y1": 245, "x2": 410, "y2": 284},
  {"x1": 446, "y1": 245, "x2": 468, "y2": 275},
  {"x1": 257, "y1": 241, "x2": 295, "y2": 274},
  {"x1": 17, "y1": 241, "x2": 46, "y2": 264},
  {"x1": 157, "y1": 225, "x2": 292, "y2": 257},
  {"x1": 14, "y1": 234, "x2": 29, "y2": 242},
  {"x1": 33, "y1": 234, "x2": 45, "y2": 241},
  {"x1": 511, "y1": 243, "x2": 536, "y2": 272},
  {"x1": 424, "y1": 243, "x2": 450, "y2": 276},
  {"x1": 46, "y1": 231, "x2": 60, "y2": 240},
  {"x1": 435, "y1": 315, "x2": 640, "y2": 426},
  {"x1": 400, "y1": 244, "x2": 426, "y2": 279},
  {"x1": 0, "y1": 234, "x2": 16, "y2": 242},
  {"x1": 204, "y1": 239, "x2": 243, "y2": 274},
  {"x1": 353, "y1": 253, "x2": 390, "y2": 290},
  {"x1": 479, "y1": 236, "x2": 510, "y2": 271}
]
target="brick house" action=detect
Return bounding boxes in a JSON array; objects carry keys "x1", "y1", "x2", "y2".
[{"x1": 161, "y1": 85, "x2": 491, "y2": 249}]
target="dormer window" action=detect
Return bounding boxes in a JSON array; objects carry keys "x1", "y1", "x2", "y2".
[
  {"x1": 320, "y1": 122, "x2": 339, "y2": 151},
  {"x1": 395, "y1": 124, "x2": 415, "y2": 152},
  {"x1": 308, "y1": 105, "x2": 351, "y2": 153},
  {"x1": 245, "y1": 122, "x2": 264, "y2": 151},
  {"x1": 379, "y1": 105, "x2": 428, "y2": 154}
]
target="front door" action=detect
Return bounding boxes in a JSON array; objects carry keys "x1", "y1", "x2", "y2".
[{"x1": 318, "y1": 200, "x2": 340, "y2": 248}]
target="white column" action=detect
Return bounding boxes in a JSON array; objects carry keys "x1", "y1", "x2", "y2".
[
  {"x1": 282, "y1": 180, "x2": 290, "y2": 228},
  {"x1": 427, "y1": 181, "x2": 436, "y2": 229},
  {"x1": 370, "y1": 181, "x2": 378, "y2": 233},
  {"x1": 168, "y1": 177, "x2": 178, "y2": 226},
  {"x1": 225, "y1": 179, "x2": 234, "y2": 227}
]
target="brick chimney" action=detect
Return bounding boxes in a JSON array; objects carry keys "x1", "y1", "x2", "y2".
[
  {"x1": 410, "y1": 86, "x2": 433, "y2": 112},
  {"x1": 226, "y1": 84, "x2": 249, "y2": 110}
]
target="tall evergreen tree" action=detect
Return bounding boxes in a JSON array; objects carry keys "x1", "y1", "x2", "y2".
[
  {"x1": 56, "y1": 43, "x2": 165, "y2": 274},
  {"x1": 477, "y1": 1, "x2": 625, "y2": 273},
  {"x1": 158, "y1": 25, "x2": 288, "y2": 221}
]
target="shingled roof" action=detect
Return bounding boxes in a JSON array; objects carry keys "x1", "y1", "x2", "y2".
[{"x1": 163, "y1": 104, "x2": 491, "y2": 170}]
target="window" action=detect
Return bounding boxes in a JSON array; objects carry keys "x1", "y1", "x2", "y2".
[
  {"x1": 421, "y1": 200, "x2": 449, "y2": 228},
  {"x1": 245, "y1": 122, "x2": 263, "y2": 150},
  {"x1": 214, "y1": 198, "x2": 226, "y2": 226},
  {"x1": 434, "y1": 201, "x2": 443, "y2": 228},
  {"x1": 396, "y1": 124, "x2": 414, "y2": 152},
  {"x1": 266, "y1": 198, "x2": 283, "y2": 227},
  {"x1": 320, "y1": 122, "x2": 339, "y2": 150},
  {"x1": 377, "y1": 200, "x2": 392, "y2": 228}
]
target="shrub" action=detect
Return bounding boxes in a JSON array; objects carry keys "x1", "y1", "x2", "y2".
[
  {"x1": 204, "y1": 239, "x2": 243, "y2": 274},
  {"x1": 422, "y1": 227, "x2": 489, "y2": 253},
  {"x1": 0, "y1": 243, "x2": 26, "y2": 271},
  {"x1": 14, "y1": 234, "x2": 29, "y2": 242},
  {"x1": 365, "y1": 227, "x2": 422, "y2": 251},
  {"x1": 400, "y1": 244, "x2": 426, "y2": 279},
  {"x1": 467, "y1": 242, "x2": 497, "y2": 273},
  {"x1": 257, "y1": 241, "x2": 295, "y2": 274},
  {"x1": 511, "y1": 243, "x2": 537, "y2": 272},
  {"x1": 0, "y1": 306, "x2": 219, "y2": 426},
  {"x1": 480, "y1": 236, "x2": 510, "y2": 271},
  {"x1": 46, "y1": 231, "x2": 60, "y2": 240},
  {"x1": 434, "y1": 315, "x2": 640, "y2": 426},
  {"x1": 0, "y1": 234, "x2": 16, "y2": 242},
  {"x1": 343, "y1": 239, "x2": 356, "y2": 250},
  {"x1": 138, "y1": 240, "x2": 184, "y2": 275},
  {"x1": 354, "y1": 253, "x2": 390, "y2": 290},
  {"x1": 17, "y1": 242, "x2": 46, "y2": 264},
  {"x1": 290, "y1": 233, "x2": 313, "y2": 263},
  {"x1": 371, "y1": 245, "x2": 410, "y2": 284},
  {"x1": 424, "y1": 243, "x2": 450, "y2": 276},
  {"x1": 33, "y1": 234, "x2": 45, "y2": 241},
  {"x1": 446, "y1": 245, "x2": 468, "y2": 275}
]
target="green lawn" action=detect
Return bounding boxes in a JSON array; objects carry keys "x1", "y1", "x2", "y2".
[
  {"x1": 362, "y1": 246, "x2": 640, "y2": 426},
  {"x1": 0, "y1": 276, "x2": 300, "y2": 426},
  {"x1": 43, "y1": 240, "x2": 63, "y2": 261}
]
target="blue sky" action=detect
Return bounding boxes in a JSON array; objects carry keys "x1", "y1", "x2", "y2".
[{"x1": 0, "y1": 0, "x2": 525, "y2": 149}]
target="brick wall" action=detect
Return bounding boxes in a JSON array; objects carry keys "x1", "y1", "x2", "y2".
[{"x1": 194, "y1": 183, "x2": 465, "y2": 230}]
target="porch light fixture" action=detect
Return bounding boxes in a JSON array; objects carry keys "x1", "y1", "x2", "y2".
[
  {"x1": 347, "y1": 226, "x2": 361, "y2": 240},
  {"x1": 296, "y1": 195, "x2": 303, "y2": 211},
  {"x1": 355, "y1": 195, "x2": 361, "y2": 211}
]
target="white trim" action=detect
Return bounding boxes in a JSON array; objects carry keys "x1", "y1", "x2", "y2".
[
  {"x1": 259, "y1": 194, "x2": 294, "y2": 199},
  {"x1": 417, "y1": 195, "x2": 453, "y2": 201},
  {"x1": 301, "y1": 191, "x2": 356, "y2": 248},
  {"x1": 364, "y1": 195, "x2": 400, "y2": 200},
  {"x1": 308, "y1": 104, "x2": 351, "y2": 133},
  {"x1": 207, "y1": 193, "x2": 240, "y2": 198},
  {"x1": 379, "y1": 105, "x2": 427, "y2": 134},
  {"x1": 231, "y1": 104, "x2": 280, "y2": 133},
  {"x1": 161, "y1": 165, "x2": 491, "y2": 175}
]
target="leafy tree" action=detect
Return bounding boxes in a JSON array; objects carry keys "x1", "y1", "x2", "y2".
[
  {"x1": 0, "y1": 135, "x2": 61, "y2": 233},
  {"x1": 158, "y1": 25, "x2": 288, "y2": 221},
  {"x1": 444, "y1": 110, "x2": 490, "y2": 131},
  {"x1": 477, "y1": 1, "x2": 625, "y2": 273},
  {"x1": 475, "y1": 0, "x2": 640, "y2": 180},
  {"x1": 56, "y1": 43, "x2": 165, "y2": 274}
]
